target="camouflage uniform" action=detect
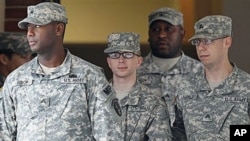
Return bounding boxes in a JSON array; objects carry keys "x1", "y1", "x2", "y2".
[
  {"x1": 1, "y1": 2, "x2": 122, "y2": 141},
  {"x1": 116, "y1": 80, "x2": 172, "y2": 141},
  {"x1": 1, "y1": 50, "x2": 122, "y2": 141},
  {"x1": 0, "y1": 32, "x2": 32, "y2": 134},
  {"x1": 137, "y1": 7, "x2": 203, "y2": 141},
  {"x1": 177, "y1": 65, "x2": 250, "y2": 141},
  {"x1": 0, "y1": 32, "x2": 32, "y2": 88},
  {"x1": 105, "y1": 32, "x2": 172, "y2": 140},
  {"x1": 178, "y1": 15, "x2": 250, "y2": 141}
]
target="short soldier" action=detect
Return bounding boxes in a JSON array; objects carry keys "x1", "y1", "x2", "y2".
[{"x1": 104, "y1": 32, "x2": 172, "y2": 140}]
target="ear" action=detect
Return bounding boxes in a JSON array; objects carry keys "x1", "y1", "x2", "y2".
[
  {"x1": 224, "y1": 37, "x2": 232, "y2": 48},
  {"x1": 55, "y1": 23, "x2": 65, "y2": 36},
  {"x1": 136, "y1": 56, "x2": 143, "y2": 67},
  {"x1": 0, "y1": 54, "x2": 9, "y2": 65},
  {"x1": 180, "y1": 27, "x2": 185, "y2": 40}
]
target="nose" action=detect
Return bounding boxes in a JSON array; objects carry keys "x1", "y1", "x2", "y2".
[
  {"x1": 27, "y1": 27, "x2": 35, "y2": 37},
  {"x1": 118, "y1": 55, "x2": 125, "y2": 63},
  {"x1": 159, "y1": 30, "x2": 167, "y2": 38},
  {"x1": 196, "y1": 43, "x2": 206, "y2": 51}
]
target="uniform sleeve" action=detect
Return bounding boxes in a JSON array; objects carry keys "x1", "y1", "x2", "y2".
[
  {"x1": 87, "y1": 69, "x2": 123, "y2": 140},
  {"x1": 0, "y1": 82, "x2": 16, "y2": 141}
]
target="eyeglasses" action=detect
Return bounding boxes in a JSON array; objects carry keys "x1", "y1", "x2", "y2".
[
  {"x1": 107, "y1": 52, "x2": 137, "y2": 59},
  {"x1": 190, "y1": 39, "x2": 214, "y2": 46}
]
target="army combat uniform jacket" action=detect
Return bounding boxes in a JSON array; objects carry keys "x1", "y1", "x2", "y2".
[
  {"x1": 177, "y1": 65, "x2": 250, "y2": 141},
  {"x1": 119, "y1": 80, "x2": 172, "y2": 141},
  {"x1": 137, "y1": 52, "x2": 203, "y2": 141},
  {"x1": 1, "y1": 50, "x2": 122, "y2": 141}
]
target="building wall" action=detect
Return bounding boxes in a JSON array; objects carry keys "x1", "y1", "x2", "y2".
[
  {"x1": 224, "y1": 0, "x2": 250, "y2": 73},
  {"x1": 0, "y1": 0, "x2": 5, "y2": 31},
  {"x1": 61, "y1": 0, "x2": 180, "y2": 44}
]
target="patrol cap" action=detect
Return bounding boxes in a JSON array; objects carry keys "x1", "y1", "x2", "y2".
[
  {"x1": 0, "y1": 32, "x2": 32, "y2": 55},
  {"x1": 104, "y1": 32, "x2": 141, "y2": 55},
  {"x1": 148, "y1": 7, "x2": 183, "y2": 27},
  {"x1": 189, "y1": 15, "x2": 232, "y2": 41},
  {"x1": 18, "y1": 2, "x2": 68, "y2": 29}
]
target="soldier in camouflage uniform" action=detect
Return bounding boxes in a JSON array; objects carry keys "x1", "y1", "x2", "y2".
[
  {"x1": 104, "y1": 32, "x2": 172, "y2": 140},
  {"x1": 137, "y1": 7, "x2": 203, "y2": 141},
  {"x1": 0, "y1": 2, "x2": 122, "y2": 141},
  {"x1": 0, "y1": 32, "x2": 33, "y2": 133},
  {"x1": 0, "y1": 32, "x2": 33, "y2": 90},
  {"x1": 177, "y1": 15, "x2": 250, "y2": 140}
]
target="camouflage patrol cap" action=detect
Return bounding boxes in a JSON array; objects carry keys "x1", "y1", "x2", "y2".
[
  {"x1": 18, "y1": 2, "x2": 68, "y2": 29},
  {"x1": 148, "y1": 7, "x2": 183, "y2": 27},
  {"x1": 189, "y1": 15, "x2": 232, "y2": 41},
  {"x1": 104, "y1": 32, "x2": 141, "y2": 55},
  {"x1": 0, "y1": 32, "x2": 32, "y2": 55}
]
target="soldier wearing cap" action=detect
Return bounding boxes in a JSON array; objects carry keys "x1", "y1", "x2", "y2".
[
  {"x1": 0, "y1": 32, "x2": 33, "y2": 89},
  {"x1": 137, "y1": 7, "x2": 203, "y2": 141},
  {"x1": 104, "y1": 32, "x2": 172, "y2": 140},
  {"x1": 1, "y1": 2, "x2": 122, "y2": 141},
  {"x1": 0, "y1": 32, "x2": 33, "y2": 135},
  {"x1": 177, "y1": 15, "x2": 250, "y2": 140}
]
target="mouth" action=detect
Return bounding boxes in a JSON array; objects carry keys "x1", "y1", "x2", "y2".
[
  {"x1": 199, "y1": 55, "x2": 209, "y2": 60},
  {"x1": 157, "y1": 40, "x2": 169, "y2": 47},
  {"x1": 118, "y1": 67, "x2": 128, "y2": 70},
  {"x1": 28, "y1": 40, "x2": 36, "y2": 46}
]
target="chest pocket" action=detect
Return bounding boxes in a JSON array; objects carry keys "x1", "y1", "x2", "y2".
[{"x1": 183, "y1": 100, "x2": 235, "y2": 135}]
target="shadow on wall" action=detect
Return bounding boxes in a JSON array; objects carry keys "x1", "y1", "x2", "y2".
[{"x1": 64, "y1": 43, "x2": 198, "y2": 80}]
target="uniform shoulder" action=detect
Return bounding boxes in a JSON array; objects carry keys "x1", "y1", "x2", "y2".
[{"x1": 71, "y1": 55, "x2": 104, "y2": 73}]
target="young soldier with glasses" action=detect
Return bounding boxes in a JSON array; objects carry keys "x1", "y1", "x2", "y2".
[
  {"x1": 177, "y1": 15, "x2": 250, "y2": 140},
  {"x1": 104, "y1": 32, "x2": 172, "y2": 141}
]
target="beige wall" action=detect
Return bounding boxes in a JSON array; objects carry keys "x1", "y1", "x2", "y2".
[
  {"x1": 61, "y1": 0, "x2": 180, "y2": 44},
  {"x1": 0, "y1": 0, "x2": 4, "y2": 32}
]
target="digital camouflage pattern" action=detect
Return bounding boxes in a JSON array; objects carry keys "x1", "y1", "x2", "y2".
[
  {"x1": 137, "y1": 52, "x2": 203, "y2": 141},
  {"x1": 0, "y1": 32, "x2": 32, "y2": 132},
  {"x1": 177, "y1": 64, "x2": 250, "y2": 141},
  {"x1": 18, "y1": 2, "x2": 68, "y2": 29},
  {"x1": 0, "y1": 32, "x2": 31, "y2": 56},
  {"x1": 148, "y1": 7, "x2": 183, "y2": 27},
  {"x1": 0, "y1": 50, "x2": 122, "y2": 141},
  {"x1": 189, "y1": 15, "x2": 232, "y2": 41},
  {"x1": 104, "y1": 32, "x2": 141, "y2": 55},
  {"x1": 117, "y1": 80, "x2": 172, "y2": 141}
]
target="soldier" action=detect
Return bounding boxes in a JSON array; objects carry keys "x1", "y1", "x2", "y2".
[
  {"x1": 178, "y1": 15, "x2": 250, "y2": 140},
  {"x1": 104, "y1": 32, "x2": 172, "y2": 140},
  {"x1": 137, "y1": 7, "x2": 203, "y2": 141},
  {"x1": 0, "y1": 32, "x2": 33, "y2": 133},
  {"x1": 0, "y1": 32, "x2": 33, "y2": 90},
  {"x1": 0, "y1": 2, "x2": 122, "y2": 141}
]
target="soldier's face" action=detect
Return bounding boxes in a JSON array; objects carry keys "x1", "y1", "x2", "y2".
[
  {"x1": 27, "y1": 22, "x2": 62, "y2": 54},
  {"x1": 148, "y1": 20, "x2": 185, "y2": 58},
  {"x1": 107, "y1": 53, "x2": 142, "y2": 78}
]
